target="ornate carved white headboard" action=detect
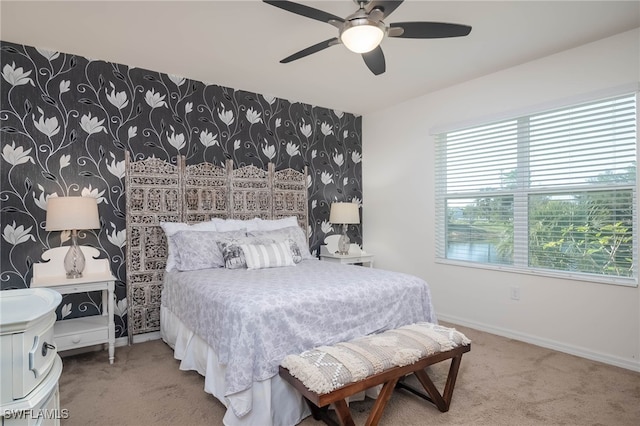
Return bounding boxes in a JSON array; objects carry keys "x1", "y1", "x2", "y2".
[{"x1": 125, "y1": 152, "x2": 308, "y2": 339}]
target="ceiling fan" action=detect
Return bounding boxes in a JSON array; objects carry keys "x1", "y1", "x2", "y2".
[{"x1": 263, "y1": 0, "x2": 472, "y2": 75}]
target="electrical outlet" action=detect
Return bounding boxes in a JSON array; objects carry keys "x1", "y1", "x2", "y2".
[{"x1": 510, "y1": 286, "x2": 521, "y2": 301}]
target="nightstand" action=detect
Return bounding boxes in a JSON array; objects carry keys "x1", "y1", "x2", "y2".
[
  {"x1": 31, "y1": 247, "x2": 116, "y2": 364},
  {"x1": 319, "y1": 246, "x2": 374, "y2": 267}
]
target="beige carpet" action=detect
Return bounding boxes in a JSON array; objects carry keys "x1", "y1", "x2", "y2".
[{"x1": 58, "y1": 324, "x2": 640, "y2": 425}]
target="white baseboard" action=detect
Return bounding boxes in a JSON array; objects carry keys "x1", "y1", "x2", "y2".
[{"x1": 437, "y1": 313, "x2": 640, "y2": 373}]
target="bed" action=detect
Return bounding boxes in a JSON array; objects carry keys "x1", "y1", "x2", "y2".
[{"x1": 125, "y1": 154, "x2": 436, "y2": 426}]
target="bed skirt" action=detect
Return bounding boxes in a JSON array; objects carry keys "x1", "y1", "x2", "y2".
[{"x1": 160, "y1": 306, "x2": 311, "y2": 426}]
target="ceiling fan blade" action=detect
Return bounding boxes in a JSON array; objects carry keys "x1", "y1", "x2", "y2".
[
  {"x1": 389, "y1": 22, "x2": 472, "y2": 38},
  {"x1": 280, "y1": 38, "x2": 339, "y2": 63},
  {"x1": 362, "y1": 46, "x2": 386, "y2": 75},
  {"x1": 263, "y1": 1, "x2": 344, "y2": 25},
  {"x1": 365, "y1": 1, "x2": 404, "y2": 19}
]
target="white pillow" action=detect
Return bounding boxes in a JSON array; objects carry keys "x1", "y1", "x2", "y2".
[
  {"x1": 240, "y1": 241, "x2": 295, "y2": 270},
  {"x1": 255, "y1": 216, "x2": 299, "y2": 231},
  {"x1": 159, "y1": 221, "x2": 218, "y2": 271},
  {"x1": 211, "y1": 218, "x2": 260, "y2": 232}
]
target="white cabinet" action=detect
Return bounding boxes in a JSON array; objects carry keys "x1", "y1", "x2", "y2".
[
  {"x1": 1, "y1": 288, "x2": 65, "y2": 425},
  {"x1": 31, "y1": 247, "x2": 116, "y2": 364}
]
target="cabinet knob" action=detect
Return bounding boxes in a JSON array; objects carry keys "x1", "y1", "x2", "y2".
[{"x1": 41, "y1": 342, "x2": 56, "y2": 357}]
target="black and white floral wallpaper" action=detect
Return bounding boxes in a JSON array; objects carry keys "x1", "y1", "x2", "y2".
[{"x1": 0, "y1": 41, "x2": 362, "y2": 338}]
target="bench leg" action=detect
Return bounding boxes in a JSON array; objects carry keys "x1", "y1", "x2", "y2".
[
  {"x1": 333, "y1": 399, "x2": 355, "y2": 426},
  {"x1": 414, "y1": 353, "x2": 464, "y2": 412},
  {"x1": 304, "y1": 399, "x2": 353, "y2": 426},
  {"x1": 442, "y1": 352, "x2": 464, "y2": 408},
  {"x1": 365, "y1": 377, "x2": 400, "y2": 426},
  {"x1": 308, "y1": 377, "x2": 401, "y2": 426},
  {"x1": 305, "y1": 399, "x2": 327, "y2": 421}
]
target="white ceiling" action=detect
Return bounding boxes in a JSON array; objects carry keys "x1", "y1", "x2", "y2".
[{"x1": 1, "y1": 1, "x2": 639, "y2": 115}]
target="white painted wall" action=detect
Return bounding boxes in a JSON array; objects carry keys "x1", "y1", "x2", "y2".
[{"x1": 363, "y1": 28, "x2": 640, "y2": 371}]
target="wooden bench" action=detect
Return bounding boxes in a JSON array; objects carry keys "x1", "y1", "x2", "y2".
[{"x1": 280, "y1": 322, "x2": 471, "y2": 426}]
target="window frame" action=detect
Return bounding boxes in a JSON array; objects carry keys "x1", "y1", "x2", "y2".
[{"x1": 434, "y1": 89, "x2": 639, "y2": 287}]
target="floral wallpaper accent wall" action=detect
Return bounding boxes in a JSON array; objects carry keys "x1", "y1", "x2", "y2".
[{"x1": 0, "y1": 41, "x2": 362, "y2": 338}]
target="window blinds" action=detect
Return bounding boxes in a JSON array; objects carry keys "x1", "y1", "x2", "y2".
[{"x1": 435, "y1": 92, "x2": 637, "y2": 283}]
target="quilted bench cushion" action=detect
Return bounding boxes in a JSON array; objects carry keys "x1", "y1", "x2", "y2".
[{"x1": 280, "y1": 322, "x2": 470, "y2": 395}]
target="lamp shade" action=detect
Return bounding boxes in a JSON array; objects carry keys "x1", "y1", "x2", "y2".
[
  {"x1": 46, "y1": 196, "x2": 100, "y2": 231},
  {"x1": 340, "y1": 19, "x2": 385, "y2": 53},
  {"x1": 329, "y1": 202, "x2": 360, "y2": 224}
]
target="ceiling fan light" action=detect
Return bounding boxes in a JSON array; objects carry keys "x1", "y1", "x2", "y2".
[{"x1": 340, "y1": 19, "x2": 385, "y2": 53}]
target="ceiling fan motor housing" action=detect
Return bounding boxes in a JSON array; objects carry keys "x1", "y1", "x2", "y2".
[{"x1": 340, "y1": 8, "x2": 386, "y2": 53}]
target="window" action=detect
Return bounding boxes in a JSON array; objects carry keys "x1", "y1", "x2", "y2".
[{"x1": 435, "y1": 93, "x2": 637, "y2": 285}]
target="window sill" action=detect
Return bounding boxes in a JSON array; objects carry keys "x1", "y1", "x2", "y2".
[{"x1": 435, "y1": 258, "x2": 638, "y2": 287}]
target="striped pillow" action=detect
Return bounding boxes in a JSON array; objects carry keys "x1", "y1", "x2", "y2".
[{"x1": 240, "y1": 241, "x2": 295, "y2": 270}]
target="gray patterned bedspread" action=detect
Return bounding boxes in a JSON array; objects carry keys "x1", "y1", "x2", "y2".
[{"x1": 161, "y1": 259, "x2": 436, "y2": 397}]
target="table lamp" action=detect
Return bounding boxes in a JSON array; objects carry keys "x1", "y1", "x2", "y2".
[
  {"x1": 329, "y1": 202, "x2": 360, "y2": 255},
  {"x1": 46, "y1": 196, "x2": 100, "y2": 278}
]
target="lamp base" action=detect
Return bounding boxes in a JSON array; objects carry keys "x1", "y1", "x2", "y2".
[
  {"x1": 65, "y1": 269, "x2": 83, "y2": 279},
  {"x1": 64, "y1": 230, "x2": 85, "y2": 279},
  {"x1": 338, "y1": 225, "x2": 350, "y2": 255}
]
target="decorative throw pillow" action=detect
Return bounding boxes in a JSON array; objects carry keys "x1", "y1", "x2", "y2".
[
  {"x1": 285, "y1": 239, "x2": 303, "y2": 264},
  {"x1": 160, "y1": 221, "x2": 218, "y2": 271},
  {"x1": 240, "y1": 241, "x2": 295, "y2": 270},
  {"x1": 248, "y1": 226, "x2": 313, "y2": 260},
  {"x1": 216, "y1": 235, "x2": 273, "y2": 269},
  {"x1": 221, "y1": 231, "x2": 301, "y2": 263},
  {"x1": 172, "y1": 229, "x2": 246, "y2": 271}
]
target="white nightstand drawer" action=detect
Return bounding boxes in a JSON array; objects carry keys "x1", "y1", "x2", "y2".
[
  {"x1": 10, "y1": 317, "x2": 57, "y2": 401},
  {"x1": 54, "y1": 317, "x2": 108, "y2": 352}
]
